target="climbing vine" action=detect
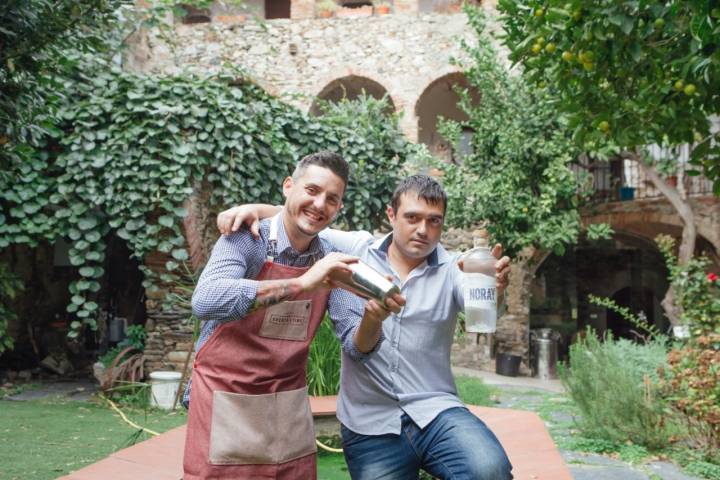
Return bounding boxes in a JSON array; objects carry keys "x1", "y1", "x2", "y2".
[{"x1": 1, "y1": 63, "x2": 407, "y2": 337}]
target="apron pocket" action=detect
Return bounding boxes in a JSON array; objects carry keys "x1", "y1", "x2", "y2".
[{"x1": 209, "y1": 386, "x2": 316, "y2": 465}]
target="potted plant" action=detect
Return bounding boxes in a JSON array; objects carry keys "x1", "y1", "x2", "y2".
[
  {"x1": 374, "y1": 1, "x2": 391, "y2": 15},
  {"x1": 316, "y1": 0, "x2": 337, "y2": 18},
  {"x1": 448, "y1": 0, "x2": 463, "y2": 13}
]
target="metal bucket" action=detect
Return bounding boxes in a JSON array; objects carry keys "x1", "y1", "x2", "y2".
[{"x1": 530, "y1": 328, "x2": 560, "y2": 380}]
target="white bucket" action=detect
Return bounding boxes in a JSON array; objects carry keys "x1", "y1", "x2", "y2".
[{"x1": 149, "y1": 371, "x2": 182, "y2": 410}]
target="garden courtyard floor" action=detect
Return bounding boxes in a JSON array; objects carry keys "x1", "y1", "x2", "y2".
[{"x1": 0, "y1": 370, "x2": 704, "y2": 480}]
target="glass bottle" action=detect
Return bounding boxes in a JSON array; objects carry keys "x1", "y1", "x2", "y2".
[{"x1": 461, "y1": 229, "x2": 497, "y2": 333}]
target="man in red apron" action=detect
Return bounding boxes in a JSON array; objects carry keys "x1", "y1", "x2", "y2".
[{"x1": 183, "y1": 151, "x2": 403, "y2": 480}]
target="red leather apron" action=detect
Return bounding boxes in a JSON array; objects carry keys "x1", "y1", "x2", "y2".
[{"x1": 183, "y1": 218, "x2": 330, "y2": 480}]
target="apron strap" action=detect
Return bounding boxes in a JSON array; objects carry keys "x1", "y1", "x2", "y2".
[
  {"x1": 266, "y1": 212, "x2": 322, "y2": 265},
  {"x1": 266, "y1": 214, "x2": 281, "y2": 262}
]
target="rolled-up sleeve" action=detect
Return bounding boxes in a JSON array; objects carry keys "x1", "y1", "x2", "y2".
[
  {"x1": 191, "y1": 232, "x2": 264, "y2": 323},
  {"x1": 327, "y1": 287, "x2": 384, "y2": 362}
]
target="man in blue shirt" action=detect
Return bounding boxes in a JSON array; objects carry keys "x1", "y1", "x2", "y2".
[{"x1": 218, "y1": 175, "x2": 513, "y2": 480}]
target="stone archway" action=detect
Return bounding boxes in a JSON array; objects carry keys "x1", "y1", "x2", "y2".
[
  {"x1": 309, "y1": 75, "x2": 395, "y2": 116},
  {"x1": 528, "y1": 231, "x2": 671, "y2": 350},
  {"x1": 415, "y1": 72, "x2": 480, "y2": 163}
]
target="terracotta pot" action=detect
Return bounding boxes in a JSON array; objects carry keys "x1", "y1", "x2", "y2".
[
  {"x1": 318, "y1": 9, "x2": 334, "y2": 18},
  {"x1": 375, "y1": 5, "x2": 391, "y2": 15}
]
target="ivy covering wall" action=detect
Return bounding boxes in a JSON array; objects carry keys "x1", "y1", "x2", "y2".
[{"x1": 1, "y1": 65, "x2": 408, "y2": 336}]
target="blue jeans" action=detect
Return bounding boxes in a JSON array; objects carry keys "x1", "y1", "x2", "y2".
[{"x1": 340, "y1": 407, "x2": 513, "y2": 480}]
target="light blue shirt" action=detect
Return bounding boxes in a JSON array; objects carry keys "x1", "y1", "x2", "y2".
[{"x1": 320, "y1": 229, "x2": 468, "y2": 435}]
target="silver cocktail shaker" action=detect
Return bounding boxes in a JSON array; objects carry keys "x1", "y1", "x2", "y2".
[{"x1": 334, "y1": 261, "x2": 400, "y2": 307}]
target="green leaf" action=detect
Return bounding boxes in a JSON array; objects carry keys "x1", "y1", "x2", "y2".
[
  {"x1": 172, "y1": 249, "x2": 189, "y2": 261},
  {"x1": 191, "y1": 105, "x2": 208, "y2": 117},
  {"x1": 79, "y1": 266, "x2": 95, "y2": 277},
  {"x1": 158, "y1": 215, "x2": 174, "y2": 228},
  {"x1": 78, "y1": 217, "x2": 98, "y2": 230}
]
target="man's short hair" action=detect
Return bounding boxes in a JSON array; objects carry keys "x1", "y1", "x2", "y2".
[
  {"x1": 292, "y1": 150, "x2": 350, "y2": 186},
  {"x1": 391, "y1": 174, "x2": 447, "y2": 213}
]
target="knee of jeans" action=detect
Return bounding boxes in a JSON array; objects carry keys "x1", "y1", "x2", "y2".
[{"x1": 466, "y1": 452, "x2": 513, "y2": 480}]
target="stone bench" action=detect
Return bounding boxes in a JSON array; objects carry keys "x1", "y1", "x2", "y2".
[{"x1": 57, "y1": 396, "x2": 571, "y2": 480}]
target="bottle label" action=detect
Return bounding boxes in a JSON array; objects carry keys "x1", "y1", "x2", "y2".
[{"x1": 464, "y1": 274, "x2": 496, "y2": 309}]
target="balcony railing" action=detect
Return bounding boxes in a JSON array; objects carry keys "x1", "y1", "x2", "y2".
[{"x1": 573, "y1": 147, "x2": 714, "y2": 203}]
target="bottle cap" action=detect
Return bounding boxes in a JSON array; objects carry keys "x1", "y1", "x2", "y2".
[{"x1": 472, "y1": 229, "x2": 489, "y2": 248}]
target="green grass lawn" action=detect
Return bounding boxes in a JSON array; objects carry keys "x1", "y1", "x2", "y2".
[
  {"x1": 0, "y1": 377, "x2": 496, "y2": 480},
  {"x1": 0, "y1": 398, "x2": 186, "y2": 480}
]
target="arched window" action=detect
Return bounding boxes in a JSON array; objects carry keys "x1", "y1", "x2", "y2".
[
  {"x1": 178, "y1": 3, "x2": 211, "y2": 24},
  {"x1": 415, "y1": 72, "x2": 480, "y2": 162},
  {"x1": 310, "y1": 75, "x2": 395, "y2": 116}
]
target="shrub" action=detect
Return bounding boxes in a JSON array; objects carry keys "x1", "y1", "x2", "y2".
[
  {"x1": 98, "y1": 324, "x2": 147, "y2": 368},
  {"x1": 657, "y1": 235, "x2": 720, "y2": 462},
  {"x1": 307, "y1": 314, "x2": 341, "y2": 396},
  {"x1": 560, "y1": 330, "x2": 674, "y2": 449},
  {"x1": 0, "y1": 264, "x2": 22, "y2": 355}
]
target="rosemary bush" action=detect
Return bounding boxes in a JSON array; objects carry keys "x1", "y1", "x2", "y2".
[{"x1": 560, "y1": 330, "x2": 675, "y2": 449}]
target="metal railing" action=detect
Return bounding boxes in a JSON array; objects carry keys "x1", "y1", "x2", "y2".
[{"x1": 573, "y1": 148, "x2": 714, "y2": 203}]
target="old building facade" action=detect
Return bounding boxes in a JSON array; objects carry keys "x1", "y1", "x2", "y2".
[{"x1": 128, "y1": 0, "x2": 719, "y2": 375}]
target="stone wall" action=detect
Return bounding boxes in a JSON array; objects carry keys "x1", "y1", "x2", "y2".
[
  {"x1": 124, "y1": 9, "x2": 505, "y2": 143},
  {"x1": 142, "y1": 251, "x2": 195, "y2": 374},
  {"x1": 582, "y1": 195, "x2": 720, "y2": 258}
]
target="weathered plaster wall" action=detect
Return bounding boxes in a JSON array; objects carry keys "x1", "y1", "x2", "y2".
[{"x1": 124, "y1": 10, "x2": 504, "y2": 144}]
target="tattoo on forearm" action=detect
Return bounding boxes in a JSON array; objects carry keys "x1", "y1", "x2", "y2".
[{"x1": 252, "y1": 279, "x2": 301, "y2": 310}]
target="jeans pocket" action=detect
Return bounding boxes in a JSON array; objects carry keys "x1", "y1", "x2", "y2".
[{"x1": 340, "y1": 424, "x2": 365, "y2": 449}]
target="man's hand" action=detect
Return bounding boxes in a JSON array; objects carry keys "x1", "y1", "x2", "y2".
[
  {"x1": 299, "y1": 252, "x2": 358, "y2": 292},
  {"x1": 217, "y1": 206, "x2": 260, "y2": 237},
  {"x1": 363, "y1": 289, "x2": 405, "y2": 324},
  {"x1": 353, "y1": 281, "x2": 405, "y2": 354},
  {"x1": 491, "y1": 243, "x2": 511, "y2": 294}
]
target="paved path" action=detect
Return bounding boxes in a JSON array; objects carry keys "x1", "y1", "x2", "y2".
[
  {"x1": 57, "y1": 396, "x2": 571, "y2": 480},
  {"x1": 7, "y1": 372, "x2": 704, "y2": 479},
  {"x1": 452, "y1": 367, "x2": 702, "y2": 480}
]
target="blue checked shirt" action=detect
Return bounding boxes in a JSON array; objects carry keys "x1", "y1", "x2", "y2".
[{"x1": 183, "y1": 214, "x2": 376, "y2": 406}]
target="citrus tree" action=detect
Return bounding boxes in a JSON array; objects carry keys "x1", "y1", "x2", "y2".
[
  {"x1": 437, "y1": 7, "x2": 599, "y2": 258},
  {"x1": 497, "y1": 0, "x2": 720, "y2": 322}
]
